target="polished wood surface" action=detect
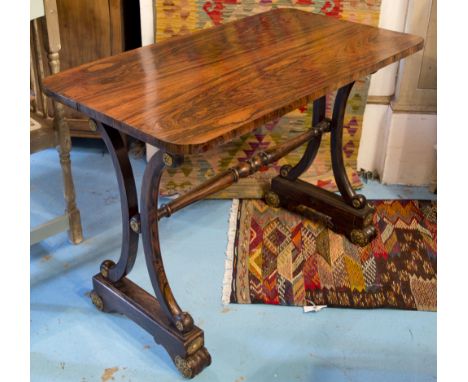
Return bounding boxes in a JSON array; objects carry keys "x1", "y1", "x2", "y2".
[{"x1": 44, "y1": 8, "x2": 424, "y2": 154}]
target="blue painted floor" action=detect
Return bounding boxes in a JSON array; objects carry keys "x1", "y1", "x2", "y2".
[{"x1": 31, "y1": 140, "x2": 436, "y2": 382}]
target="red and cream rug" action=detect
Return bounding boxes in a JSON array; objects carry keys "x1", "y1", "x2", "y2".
[{"x1": 223, "y1": 199, "x2": 437, "y2": 311}]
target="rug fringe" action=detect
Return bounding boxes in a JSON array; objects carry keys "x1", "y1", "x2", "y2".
[{"x1": 222, "y1": 199, "x2": 239, "y2": 305}]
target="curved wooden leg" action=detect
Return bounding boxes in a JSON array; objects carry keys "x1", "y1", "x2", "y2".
[
  {"x1": 140, "y1": 151, "x2": 210, "y2": 377},
  {"x1": 268, "y1": 84, "x2": 376, "y2": 246},
  {"x1": 90, "y1": 144, "x2": 210, "y2": 378},
  {"x1": 96, "y1": 121, "x2": 139, "y2": 282},
  {"x1": 330, "y1": 82, "x2": 367, "y2": 210},
  {"x1": 140, "y1": 151, "x2": 195, "y2": 333},
  {"x1": 281, "y1": 96, "x2": 327, "y2": 181}
]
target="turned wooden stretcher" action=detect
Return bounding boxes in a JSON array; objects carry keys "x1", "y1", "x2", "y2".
[{"x1": 43, "y1": 8, "x2": 423, "y2": 378}]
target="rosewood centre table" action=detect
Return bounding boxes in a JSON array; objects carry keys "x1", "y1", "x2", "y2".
[{"x1": 44, "y1": 8, "x2": 423, "y2": 378}]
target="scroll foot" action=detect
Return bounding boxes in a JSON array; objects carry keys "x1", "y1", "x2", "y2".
[
  {"x1": 173, "y1": 347, "x2": 212, "y2": 379},
  {"x1": 349, "y1": 226, "x2": 377, "y2": 247}
]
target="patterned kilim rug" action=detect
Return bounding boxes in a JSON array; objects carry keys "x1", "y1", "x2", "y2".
[
  {"x1": 153, "y1": 1, "x2": 382, "y2": 198},
  {"x1": 223, "y1": 199, "x2": 437, "y2": 311}
]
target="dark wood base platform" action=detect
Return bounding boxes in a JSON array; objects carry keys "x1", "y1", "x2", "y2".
[
  {"x1": 267, "y1": 176, "x2": 377, "y2": 246},
  {"x1": 91, "y1": 274, "x2": 211, "y2": 378}
]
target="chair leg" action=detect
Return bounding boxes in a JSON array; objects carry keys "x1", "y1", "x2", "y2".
[
  {"x1": 54, "y1": 100, "x2": 83, "y2": 245},
  {"x1": 45, "y1": 13, "x2": 83, "y2": 244}
]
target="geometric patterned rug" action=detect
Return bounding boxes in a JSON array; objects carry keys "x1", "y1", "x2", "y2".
[
  {"x1": 223, "y1": 199, "x2": 437, "y2": 311},
  {"x1": 153, "y1": 0, "x2": 383, "y2": 198}
]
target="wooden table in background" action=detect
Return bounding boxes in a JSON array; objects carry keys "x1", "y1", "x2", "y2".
[{"x1": 44, "y1": 9, "x2": 423, "y2": 378}]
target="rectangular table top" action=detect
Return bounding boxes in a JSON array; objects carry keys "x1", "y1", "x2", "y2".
[{"x1": 44, "y1": 8, "x2": 423, "y2": 155}]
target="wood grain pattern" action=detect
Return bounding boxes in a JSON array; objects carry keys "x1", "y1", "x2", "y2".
[
  {"x1": 43, "y1": 8, "x2": 424, "y2": 155},
  {"x1": 55, "y1": 0, "x2": 117, "y2": 70}
]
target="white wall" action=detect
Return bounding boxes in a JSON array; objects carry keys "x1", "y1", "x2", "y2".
[
  {"x1": 358, "y1": 0, "x2": 408, "y2": 175},
  {"x1": 358, "y1": 0, "x2": 437, "y2": 186},
  {"x1": 380, "y1": 113, "x2": 436, "y2": 185},
  {"x1": 357, "y1": 105, "x2": 391, "y2": 173},
  {"x1": 368, "y1": 0, "x2": 408, "y2": 96},
  {"x1": 140, "y1": 0, "x2": 154, "y2": 46},
  {"x1": 30, "y1": 0, "x2": 44, "y2": 20}
]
